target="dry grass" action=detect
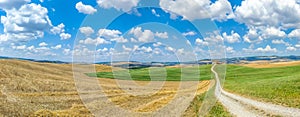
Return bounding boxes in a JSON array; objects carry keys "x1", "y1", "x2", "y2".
[
  {"x1": 0, "y1": 59, "x2": 92, "y2": 116},
  {"x1": 0, "y1": 59, "x2": 211, "y2": 116},
  {"x1": 239, "y1": 61, "x2": 300, "y2": 68}
]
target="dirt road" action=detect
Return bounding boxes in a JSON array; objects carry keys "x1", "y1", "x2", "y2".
[{"x1": 212, "y1": 64, "x2": 300, "y2": 117}]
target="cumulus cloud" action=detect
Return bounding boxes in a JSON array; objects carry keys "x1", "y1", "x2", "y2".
[
  {"x1": 39, "y1": 42, "x2": 48, "y2": 47},
  {"x1": 75, "y1": 1, "x2": 97, "y2": 15},
  {"x1": 63, "y1": 49, "x2": 71, "y2": 55},
  {"x1": 98, "y1": 29, "x2": 122, "y2": 38},
  {"x1": 122, "y1": 45, "x2": 132, "y2": 52},
  {"x1": 165, "y1": 46, "x2": 175, "y2": 52},
  {"x1": 255, "y1": 45, "x2": 277, "y2": 53},
  {"x1": 97, "y1": 0, "x2": 140, "y2": 12},
  {"x1": 234, "y1": 0, "x2": 300, "y2": 29},
  {"x1": 79, "y1": 26, "x2": 94, "y2": 36},
  {"x1": 288, "y1": 29, "x2": 300, "y2": 38},
  {"x1": 182, "y1": 31, "x2": 197, "y2": 36},
  {"x1": 129, "y1": 27, "x2": 169, "y2": 42},
  {"x1": 129, "y1": 27, "x2": 154, "y2": 42},
  {"x1": 155, "y1": 32, "x2": 168, "y2": 39},
  {"x1": 51, "y1": 23, "x2": 65, "y2": 34},
  {"x1": 1, "y1": 3, "x2": 52, "y2": 41},
  {"x1": 159, "y1": 0, "x2": 234, "y2": 21},
  {"x1": 12, "y1": 45, "x2": 27, "y2": 50},
  {"x1": 222, "y1": 31, "x2": 240, "y2": 43},
  {"x1": 51, "y1": 45, "x2": 62, "y2": 50},
  {"x1": 262, "y1": 27, "x2": 286, "y2": 39},
  {"x1": 0, "y1": 0, "x2": 30, "y2": 9},
  {"x1": 242, "y1": 28, "x2": 262, "y2": 43},
  {"x1": 98, "y1": 29, "x2": 128, "y2": 43},
  {"x1": 79, "y1": 37, "x2": 110, "y2": 45},
  {"x1": 195, "y1": 38, "x2": 208, "y2": 46},
  {"x1": 271, "y1": 40, "x2": 290, "y2": 46},
  {"x1": 60, "y1": 33, "x2": 71, "y2": 40},
  {"x1": 153, "y1": 42, "x2": 162, "y2": 47},
  {"x1": 226, "y1": 46, "x2": 235, "y2": 53},
  {"x1": 286, "y1": 46, "x2": 297, "y2": 51}
]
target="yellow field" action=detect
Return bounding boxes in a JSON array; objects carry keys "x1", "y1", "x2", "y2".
[
  {"x1": 239, "y1": 61, "x2": 300, "y2": 68},
  {"x1": 0, "y1": 59, "x2": 210, "y2": 116}
]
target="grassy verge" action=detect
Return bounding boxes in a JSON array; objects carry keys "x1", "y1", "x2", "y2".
[
  {"x1": 183, "y1": 92, "x2": 231, "y2": 117},
  {"x1": 86, "y1": 65, "x2": 212, "y2": 81},
  {"x1": 224, "y1": 65, "x2": 300, "y2": 108}
]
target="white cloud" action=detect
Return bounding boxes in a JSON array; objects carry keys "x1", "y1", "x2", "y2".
[
  {"x1": 255, "y1": 45, "x2": 277, "y2": 53},
  {"x1": 165, "y1": 46, "x2": 175, "y2": 52},
  {"x1": 13, "y1": 45, "x2": 27, "y2": 50},
  {"x1": 159, "y1": 0, "x2": 233, "y2": 21},
  {"x1": 195, "y1": 38, "x2": 208, "y2": 46},
  {"x1": 271, "y1": 40, "x2": 290, "y2": 46},
  {"x1": 153, "y1": 48, "x2": 162, "y2": 55},
  {"x1": 226, "y1": 46, "x2": 235, "y2": 53},
  {"x1": 51, "y1": 23, "x2": 65, "y2": 34},
  {"x1": 27, "y1": 45, "x2": 34, "y2": 51},
  {"x1": 50, "y1": 23, "x2": 72, "y2": 40},
  {"x1": 79, "y1": 37, "x2": 110, "y2": 45},
  {"x1": 79, "y1": 26, "x2": 94, "y2": 36},
  {"x1": 286, "y1": 46, "x2": 297, "y2": 51},
  {"x1": 75, "y1": 1, "x2": 97, "y2": 15},
  {"x1": 51, "y1": 44, "x2": 62, "y2": 50},
  {"x1": 97, "y1": 47, "x2": 109, "y2": 53},
  {"x1": 234, "y1": 0, "x2": 300, "y2": 29},
  {"x1": 140, "y1": 46, "x2": 152, "y2": 53},
  {"x1": 262, "y1": 27, "x2": 286, "y2": 39},
  {"x1": 60, "y1": 33, "x2": 71, "y2": 40},
  {"x1": 296, "y1": 44, "x2": 300, "y2": 48},
  {"x1": 129, "y1": 27, "x2": 154, "y2": 42},
  {"x1": 222, "y1": 31, "x2": 240, "y2": 43},
  {"x1": 98, "y1": 28, "x2": 121, "y2": 38},
  {"x1": 288, "y1": 29, "x2": 300, "y2": 38},
  {"x1": 1, "y1": 3, "x2": 52, "y2": 41},
  {"x1": 122, "y1": 45, "x2": 132, "y2": 52},
  {"x1": 155, "y1": 32, "x2": 168, "y2": 39},
  {"x1": 97, "y1": 0, "x2": 140, "y2": 12},
  {"x1": 242, "y1": 28, "x2": 262, "y2": 43},
  {"x1": 0, "y1": 0, "x2": 30, "y2": 9},
  {"x1": 176, "y1": 48, "x2": 185, "y2": 55},
  {"x1": 182, "y1": 31, "x2": 197, "y2": 36},
  {"x1": 153, "y1": 42, "x2": 162, "y2": 47},
  {"x1": 0, "y1": 34, "x2": 8, "y2": 42},
  {"x1": 98, "y1": 29, "x2": 128, "y2": 43},
  {"x1": 130, "y1": 38, "x2": 138, "y2": 43},
  {"x1": 39, "y1": 42, "x2": 48, "y2": 47},
  {"x1": 63, "y1": 49, "x2": 71, "y2": 55},
  {"x1": 151, "y1": 9, "x2": 160, "y2": 17}
]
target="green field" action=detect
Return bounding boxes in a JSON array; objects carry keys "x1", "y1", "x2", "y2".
[
  {"x1": 86, "y1": 65, "x2": 212, "y2": 81},
  {"x1": 224, "y1": 65, "x2": 300, "y2": 108},
  {"x1": 87, "y1": 63, "x2": 300, "y2": 109}
]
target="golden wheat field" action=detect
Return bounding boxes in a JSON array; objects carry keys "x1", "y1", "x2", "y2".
[{"x1": 0, "y1": 59, "x2": 210, "y2": 116}]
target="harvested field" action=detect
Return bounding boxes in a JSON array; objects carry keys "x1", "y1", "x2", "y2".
[{"x1": 0, "y1": 59, "x2": 214, "y2": 116}]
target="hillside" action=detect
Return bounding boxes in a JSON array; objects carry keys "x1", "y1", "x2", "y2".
[{"x1": 0, "y1": 59, "x2": 217, "y2": 116}]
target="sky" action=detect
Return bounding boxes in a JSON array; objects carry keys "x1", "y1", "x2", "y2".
[{"x1": 0, "y1": 0, "x2": 300, "y2": 62}]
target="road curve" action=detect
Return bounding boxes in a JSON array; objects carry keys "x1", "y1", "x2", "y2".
[{"x1": 211, "y1": 64, "x2": 300, "y2": 117}]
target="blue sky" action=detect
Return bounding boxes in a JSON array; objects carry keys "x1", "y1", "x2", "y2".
[{"x1": 0, "y1": 0, "x2": 300, "y2": 62}]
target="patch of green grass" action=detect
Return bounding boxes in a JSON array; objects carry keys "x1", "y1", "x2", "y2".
[
  {"x1": 224, "y1": 65, "x2": 300, "y2": 108},
  {"x1": 183, "y1": 92, "x2": 231, "y2": 117},
  {"x1": 86, "y1": 65, "x2": 212, "y2": 81}
]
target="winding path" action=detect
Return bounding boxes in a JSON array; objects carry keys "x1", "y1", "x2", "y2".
[{"x1": 212, "y1": 64, "x2": 300, "y2": 117}]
